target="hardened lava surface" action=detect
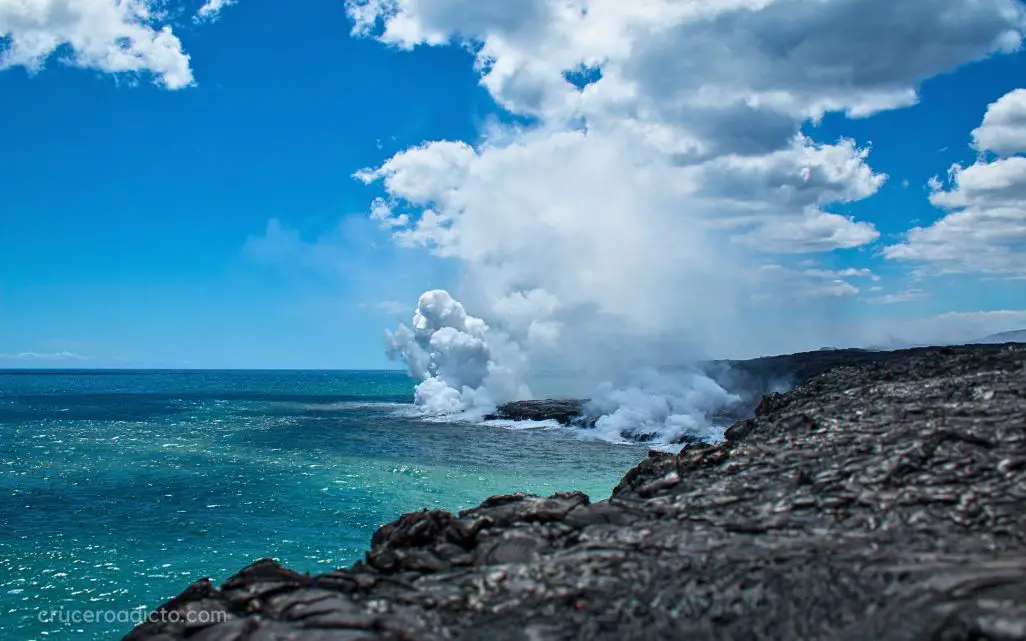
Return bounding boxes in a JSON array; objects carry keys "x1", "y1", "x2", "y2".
[{"x1": 126, "y1": 343, "x2": 1026, "y2": 641}]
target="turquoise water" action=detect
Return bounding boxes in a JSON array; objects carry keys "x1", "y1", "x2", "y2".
[{"x1": 0, "y1": 370, "x2": 646, "y2": 640}]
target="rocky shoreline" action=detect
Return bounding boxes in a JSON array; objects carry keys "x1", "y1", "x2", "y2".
[
  {"x1": 126, "y1": 343, "x2": 1026, "y2": 640},
  {"x1": 482, "y1": 347, "x2": 909, "y2": 441}
]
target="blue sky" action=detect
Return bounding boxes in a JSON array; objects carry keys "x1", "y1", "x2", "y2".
[
  {"x1": 806, "y1": 51, "x2": 1026, "y2": 315},
  {"x1": 2, "y1": 0, "x2": 1026, "y2": 368},
  {"x1": 1, "y1": 1, "x2": 477, "y2": 368}
]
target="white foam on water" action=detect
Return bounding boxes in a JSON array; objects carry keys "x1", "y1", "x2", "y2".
[{"x1": 480, "y1": 418, "x2": 564, "y2": 431}]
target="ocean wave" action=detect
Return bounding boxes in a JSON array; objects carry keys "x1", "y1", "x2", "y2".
[
  {"x1": 480, "y1": 418, "x2": 564, "y2": 431},
  {"x1": 398, "y1": 404, "x2": 683, "y2": 445}
]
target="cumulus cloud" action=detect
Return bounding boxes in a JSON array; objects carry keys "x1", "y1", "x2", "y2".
[
  {"x1": 972, "y1": 88, "x2": 1026, "y2": 155},
  {"x1": 350, "y1": 0, "x2": 1025, "y2": 364},
  {"x1": 348, "y1": 0, "x2": 1023, "y2": 121},
  {"x1": 0, "y1": 0, "x2": 206, "y2": 88},
  {"x1": 886, "y1": 88, "x2": 1026, "y2": 277}
]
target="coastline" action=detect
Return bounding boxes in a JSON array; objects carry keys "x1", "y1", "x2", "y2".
[{"x1": 126, "y1": 343, "x2": 1026, "y2": 640}]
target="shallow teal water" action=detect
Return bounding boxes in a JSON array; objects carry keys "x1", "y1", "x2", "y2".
[{"x1": 0, "y1": 370, "x2": 646, "y2": 639}]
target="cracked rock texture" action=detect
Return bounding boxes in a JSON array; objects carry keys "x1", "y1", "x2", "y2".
[
  {"x1": 125, "y1": 343, "x2": 1026, "y2": 641},
  {"x1": 484, "y1": 399, "x2": 588, "y2": 426}
]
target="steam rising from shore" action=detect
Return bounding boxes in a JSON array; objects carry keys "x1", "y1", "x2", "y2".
[
  {"x1": 585, "y1": 369, "x2": 739, "y2": 445},
  {"x1": 387, "y1": 290, "x2": 531, "y2": 416},
  {"x1": 353, "y1": 0, "x2": 1026, "y2": 416},
  {"x1": 389, "y1": 289, "x2": 740, "y2": 444}
]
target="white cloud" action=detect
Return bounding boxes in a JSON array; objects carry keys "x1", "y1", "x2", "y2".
[
  {"x1": 0, "y1": 0, "x2": 198, "y2": 89},
  {"x1": 195, "y1": 0, "x2": 235, "y2": 23},
  {"x1": 349, "y1": 0, "x2": 1024, "y2": 360},
  {"x1": 867, "y1": 289, "x2": 930, "y2": 304},
  {"x1": 930, "y1": 157, "x2": 1026, "y2": 210},
  {"x1": 754, "y1": 264, "x2": 863, "y2": 301},
  {"x1": 748, "y1": 265, "x2": 890, "y2": 306},
  {"x1": 885, "y1": 87, "x2": 1026, "y2": 277},
  {"x1": 972, "y1": 88, "x2": 1026, "y2": 155},
  {"x1": 735, "y1": 210, "x2": 881, "y2": 253},
  {"x1": 0, "y1": 351, "x2": 87, "y2": 361},
  {"x1": 349, "y1": 0, "x2": 1023, "y2": 122},
  {"x1": 805, "y1": 267, "x2": 880, "y2": 282}
]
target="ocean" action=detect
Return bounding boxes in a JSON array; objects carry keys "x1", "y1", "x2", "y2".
[{"x1": 0, "y1": 370, "x2": 647, "y2": 640}]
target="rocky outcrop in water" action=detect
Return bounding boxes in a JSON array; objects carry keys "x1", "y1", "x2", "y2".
[
  {"x1": 126, "y1": 343, "x2": 1026, "y2": 641},
  {"x1": 483, "y1": 399, "x2": 589, "y2": 426}
]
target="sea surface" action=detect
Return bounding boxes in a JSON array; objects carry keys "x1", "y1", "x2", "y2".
[{"x1": 0, "y1": 370, "x2": 647, "y2": 640}]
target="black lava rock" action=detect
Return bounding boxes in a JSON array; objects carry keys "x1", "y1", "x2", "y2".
[
  {"x1": 484, "y1": 399, "x2": 589, "y2": 426},
  {"x1": 125, "y1": 343, "x2": 1026, "y2": 641}
]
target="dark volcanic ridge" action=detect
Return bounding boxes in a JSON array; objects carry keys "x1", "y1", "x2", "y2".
[
  {"x1": 126, "y1": 343, "x2": 1026, "y2": 641},
  {"x1": 484, "y1": 347, "x2": 925, "y2": 442}
]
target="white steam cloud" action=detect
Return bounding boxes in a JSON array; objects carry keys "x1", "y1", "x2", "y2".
[
  {"x1": 389, "y1": 289, "x2": 741, "y2": 445},
  {"x1": 387, "y1": 290, "x2": 532, "y2": 415},
  {"x1": 358, "y1": 0, "x2": 1026, "y2": 444},
  {"x1": 585, "y1": 370, "x2": 740, "y2": 445}
]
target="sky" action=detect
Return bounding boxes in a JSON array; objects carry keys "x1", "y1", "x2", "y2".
[{"x1": 1, "y1": 0, "x2": 1026, "y2": 370}]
